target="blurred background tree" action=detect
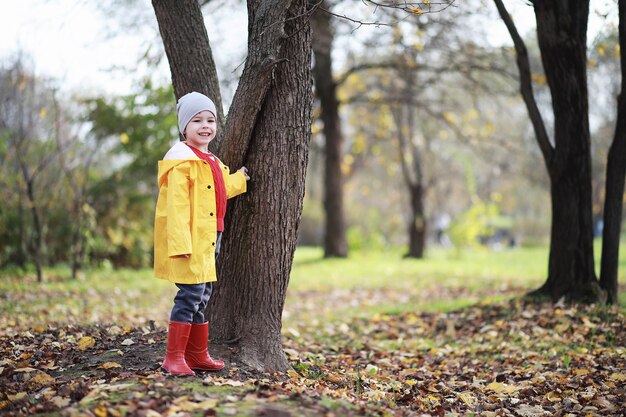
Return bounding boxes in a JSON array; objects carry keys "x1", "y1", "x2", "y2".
[{"x1": 0, "y1": 0, "x2": 622, "y2": 304}]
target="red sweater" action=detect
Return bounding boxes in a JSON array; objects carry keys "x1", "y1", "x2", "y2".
[{"x1": 185, "y1": 144, "x2": 227, "y2": 231}]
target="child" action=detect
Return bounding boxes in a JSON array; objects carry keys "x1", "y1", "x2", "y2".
[{"x1": 154, "y1": 91, "x2": 250, "y2": 375}]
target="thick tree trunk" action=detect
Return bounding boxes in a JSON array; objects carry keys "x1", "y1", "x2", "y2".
[
  {"x1": 600, "y1": 0, "x2": 626, "y2": 305},
  {"x1": 537, "y1": 175, "x2": 602, "y2": 302},
  {"x1": 406, "y1": 184, "x2": 426, "y2": 258},
  {"x1": 152, "y1": 0, "x2": 223, "y2": 132},
  {"x1": 528, "y1": 0, "x2": 603, "y2": 303},
  {"x1": 153, "y1": 0, "x2": 311, "y2": 371},
  {"x1": 311, "y1": 3, "x2": 348, "y2": 258},
  {"x1": 210, "y1": 0, "x2": 312, "y2": 371}
]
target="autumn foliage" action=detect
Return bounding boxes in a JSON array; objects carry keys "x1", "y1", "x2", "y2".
[{"x1": 1, "y1": 273, "x2": 624, "y2": 416}]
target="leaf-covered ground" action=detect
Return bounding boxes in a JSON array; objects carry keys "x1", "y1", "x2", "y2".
[{"x1": 1, "y1": 279, "x2": 625, "y2": 417}]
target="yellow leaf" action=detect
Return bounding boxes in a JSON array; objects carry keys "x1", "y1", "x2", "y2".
[
  {"x1": 94, "y1": 405, "x2": 108, "y2": 417},
  {"x1": 30, "y1": 372, "x2": 55, "y2": 385},
  {"x1": 287, "y1": 369, "x2": 300, "y2": 379},
  {"x1": 405, "y1": 379, "x2": 418, "y2": 387},
  {"x1": 458, "y1": 392, "x2": 477, "y2": 407},
  {"x1": 77, "y1": 336, "x2": 96, "y2": 351},
  {"x1": 120, "y1": 133, "x2": 129, "y2": 144},
  {"x1": 572, "y1": 369, "x2": 589, "y2": 376},
  {"x1": 100, "y1": 362, "x2": 122, "y2": 369},
  {"x1": 609, "y1": 372, "x2": 626, "y2": 382},
  {"x1": 545, "y1": 391, "x2": 561, "y2": 402},
  {"x1": 8, "y1": 392, "x2": 27, "y2": 401},
  {"x1": 487, "y1": 381, "x2": 519, "y2": 394},
  {"x1": 39, "y1": 108, "x2": 47, "y2": 118}
]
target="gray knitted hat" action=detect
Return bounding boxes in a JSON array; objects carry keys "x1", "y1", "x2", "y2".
[{"x1": 176, "y1": 92, "x2": 217, "y2": 135}]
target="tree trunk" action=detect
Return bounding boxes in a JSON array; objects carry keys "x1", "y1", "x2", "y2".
[
  {"x1": 389, "y1": 55, "x2": 427, "y2": 259},
  {"x1": 210, "y1": 0, "x2": 312, "y2": 371},
  {"x1": 70, "y1": 200, "x2": 82, "y2": 280},
  {"x1": 153, "y1": 0, "x2": 312, "y2": 371},
  {"x1": 528, "y1": 0, "x2": 603, "y2": 303},
  {"x1": 151, "y1": 0, "x2": 224, "y2": 134},
  {"x1": 23, "y1": 174, "x2": 43, "y2": 283},
  {"x1": 311, "y1": 2, "x2": 348, "y2": 258},
  {"x1": 406, "y1": 183, "x2": 426, "y2": 258},
  {"x1": 600, "y1": 0, "x2": 626, "y2": 304}
]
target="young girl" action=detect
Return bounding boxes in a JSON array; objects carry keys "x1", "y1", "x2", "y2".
[{"x1": 154, "y1": 92, "x2": 250, "y2": 375}]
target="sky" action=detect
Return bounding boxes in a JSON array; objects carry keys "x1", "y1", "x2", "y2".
[
  {"x1": 0, "y1": 0, "x2": 248, "y2": 97},
  {"x1": 0, "y1": 0, "x2": 616, "y2": 99}
]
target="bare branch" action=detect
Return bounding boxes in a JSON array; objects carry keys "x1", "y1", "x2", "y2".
[
  {"x1": 319, "y1": 0, "x2": 457, "y2": 30},
  {"x1": 493, "y1": 0, "x2": 554, "y2": 166}
]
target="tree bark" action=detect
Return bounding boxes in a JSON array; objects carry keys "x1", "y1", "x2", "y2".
[
  {"x1": 496, "y1": 0, "x2": 604, "y2": 303},
  {"x1": 531, "y1": 0, "x2": 602, "y2": 303},
  {"x1": 21, "y1": 169, "x2": 43, "y2": 283},
  {"x1": 600, "y1": 0, "x2": 626, "y2": 304},
  {"x1": 406, "y1": 183, "x2": 426, "y2": 258},
  {"x1": 311, "y1": 2, "x2": 348, "y2": 258},
  {"x1": 210, "y1": 0, "x2": 312, "y2": 371},
  {"x1": 152, "y1": 0, "x2": 224, "y2": 133}
]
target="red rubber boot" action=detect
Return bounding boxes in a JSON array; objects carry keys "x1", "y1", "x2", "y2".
[
  {"x1": 162, "y1": 321, "x2": 195, "y2": 375},
  {"x1": 185, "y1": 322, "x2": 225, "y2": 371}
]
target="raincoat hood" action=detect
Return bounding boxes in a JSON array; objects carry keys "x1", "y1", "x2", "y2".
[{"x1": 158, "y1": 142, "x2": 201, "y2": 187}]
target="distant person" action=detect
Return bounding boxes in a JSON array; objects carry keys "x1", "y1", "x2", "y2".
[{"x1": 153, "y1": 92, "x2": 250, "y2": 376}]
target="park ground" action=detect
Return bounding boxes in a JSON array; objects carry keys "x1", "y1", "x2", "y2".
[{"x1": 0, "y1": 245, "x2": 625, "y2": 416}]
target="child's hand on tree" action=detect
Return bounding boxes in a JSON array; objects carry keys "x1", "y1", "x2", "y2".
[{"x1": 239, "y1": 167, "x2": 250, "y2": 181}]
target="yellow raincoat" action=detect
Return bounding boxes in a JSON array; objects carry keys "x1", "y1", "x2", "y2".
[{"x1": 154, "y1": 142, "x2": 247, "y2": 283}]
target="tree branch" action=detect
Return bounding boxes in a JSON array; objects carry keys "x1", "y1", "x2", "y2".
[{"x1": 493, "y1": 0, "x2": 553, "y2": 167}]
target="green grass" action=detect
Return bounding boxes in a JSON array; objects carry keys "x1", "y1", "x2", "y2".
[
  {"x1": 290, "y1": 245, "x2": 550, "y2": 291},
  {"x1": 1, "y1": 243, "x2": 624, "y2": 328}
]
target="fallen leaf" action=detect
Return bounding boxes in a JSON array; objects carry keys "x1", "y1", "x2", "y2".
[
  {"x1": 284, "y1": 348, "x2": 299, "y2": 359},
  {"x1": 77, "y1": 336, "x2": 95, "y2": 351},
  {"x1": 8, "y1": 392, "x2": 27, "y2": 401},
  {"x1": 52, "y1": 396, "x2": 71, "y2": 407},
  {"x1": 30, "y1": 371, "x2": 56, "y2": 385},
  {"x1": 100, "y1": 362, "x2": 123, "y2": 369},
  {"x1": 487, "y1": 381, "x2": 519, "y2": 394},
  {"x1": 515, "y1": 404, "x2": 549, "y2": 417},
  {"x1": 14, "y1": 367, "x2": 37, "y2": 373},
  {"x1": 545, "y1": 391, "x2": 561, "y2": 402},
  {"x1": 120, "y1": 338, "x2": 134, "y2": 346}
]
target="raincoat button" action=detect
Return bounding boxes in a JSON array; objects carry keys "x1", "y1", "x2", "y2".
[
  {"x1": 207, "y1": 185, "x2": 211, "y2": 189},
  {"x1": 210, "y1": 212, "x2": 214, "y2": 216},
  {"x1": 212, "y1": 242, "x2": 215, "y2": 246}
]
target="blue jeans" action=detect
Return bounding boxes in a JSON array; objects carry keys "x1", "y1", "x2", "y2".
[{"x1": 170, "y1": 232, "x2": 222, "y2": 324}]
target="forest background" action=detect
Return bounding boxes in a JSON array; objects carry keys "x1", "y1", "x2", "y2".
[{"x1": 0, "y1": 0, "x2": 621, "y2": 278}]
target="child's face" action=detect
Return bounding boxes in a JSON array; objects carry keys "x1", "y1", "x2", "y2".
[{"x1": 184, "y1": 110, "x2": 217, "y2": 150}]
